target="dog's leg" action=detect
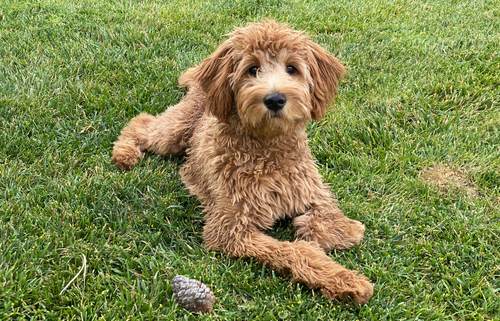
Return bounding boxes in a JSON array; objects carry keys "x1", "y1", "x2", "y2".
[
  {"x1": 112, "y1": 88, "x2": 205, "y2": 170},
  {"x1": 203, "y1": 223, "x2": 373, "y2": 305},
  {"x1": 293, "y1": 203, "x2": 366, "y2": 252},
  {"x1": 111, "y1": 112, "x2": 157, "y2": 170}
]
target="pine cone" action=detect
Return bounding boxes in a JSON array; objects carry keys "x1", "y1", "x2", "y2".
[{"x1": 172, "y1": 275, "x2": 215, "y2": 314}]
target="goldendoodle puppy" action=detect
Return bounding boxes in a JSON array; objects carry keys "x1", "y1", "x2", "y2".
[{"x1": 112, "y1": 20, "x2": 373, "y2": 305}]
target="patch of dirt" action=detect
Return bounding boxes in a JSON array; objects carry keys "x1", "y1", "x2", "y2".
[{"x1": 420, "y1": 165, "x2": 479, "y2": 198}]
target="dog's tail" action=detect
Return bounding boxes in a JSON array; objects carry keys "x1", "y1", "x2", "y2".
[{"x1": 111, "y1": 87, "x2": 205, "y2": 170}]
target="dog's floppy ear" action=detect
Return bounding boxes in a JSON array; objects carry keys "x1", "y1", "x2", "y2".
[
  {"x1": 307, "y1": 42, "x2": 347, "y2": 120},
  {"x1": 179, "y1": 40, "x2": 234, "y2": 122}
]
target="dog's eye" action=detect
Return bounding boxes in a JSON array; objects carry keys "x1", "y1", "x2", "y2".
[
  {"x1": 248, "y1": 66, "x2": 258, "y2": 76},
  {"x1": 286, "y1": 65, "x2": 297, "y2": 75}
]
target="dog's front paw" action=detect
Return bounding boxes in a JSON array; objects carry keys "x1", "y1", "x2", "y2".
[
  {"x1": 341, "y1": 218, "x2": 366, "y2": 248},
  {"x1": 295, "y1": 215, "x2": 366, "y2": 251},
  {"x1": 111, "y1": 141, "x2": 142, "y2": 171},
  {"x1": 321, "y1": 270, "x2": 373, "y2": 305}
]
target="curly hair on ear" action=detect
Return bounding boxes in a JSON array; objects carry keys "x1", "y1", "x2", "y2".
[
  {"x1": 307, "y1": 42, "x2": 347, "y2": 120},
  {"x1": 179, "y1": 42, "x2": 235, "y2": 122}
]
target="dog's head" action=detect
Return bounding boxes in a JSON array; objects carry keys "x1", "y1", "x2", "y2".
[{"x1": 179, "y1": 20, "x2": 346, "y2": 137}]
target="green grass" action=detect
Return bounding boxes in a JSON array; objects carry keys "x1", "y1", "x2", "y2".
[{"x1": 1, "y1": 0, "x2": 499, "y2": 319}]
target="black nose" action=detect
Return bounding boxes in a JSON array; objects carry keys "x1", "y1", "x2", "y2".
[{"x1": 263, "y1": 93, "x2": 287, "y2": 112}]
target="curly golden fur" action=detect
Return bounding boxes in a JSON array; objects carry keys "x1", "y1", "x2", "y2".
[{"x1": 112, "y1": 20, "x2": 373, "y2": 305}]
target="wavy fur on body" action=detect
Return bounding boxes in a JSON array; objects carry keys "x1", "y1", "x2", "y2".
[{"x1": 112, "y1": 20, "x2": 373, "y2": 305}]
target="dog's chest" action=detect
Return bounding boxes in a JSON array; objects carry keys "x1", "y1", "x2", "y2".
[
  {"x1": 219, "y1": 148, "x2": 324, "y2": 222},
  {"x1": 183, "y1": 122, "x2": 328, "y2": 229}
]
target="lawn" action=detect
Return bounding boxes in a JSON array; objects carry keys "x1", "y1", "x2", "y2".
[{"x1": 0, "y1": 0, "x2": 499, "y2": 319}]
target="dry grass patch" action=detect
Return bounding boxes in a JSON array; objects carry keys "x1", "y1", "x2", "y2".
[{"x1": 420, "y1": 165, "x2": 479, "y2": 198}]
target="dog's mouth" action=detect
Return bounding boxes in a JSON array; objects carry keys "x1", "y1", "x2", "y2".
[{"x1": 268, "y1": 110, "x2": 284, "y2": 118}]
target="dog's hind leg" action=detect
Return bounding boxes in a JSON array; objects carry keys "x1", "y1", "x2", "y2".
[{"x1": 112, "y1": 87, "x2": 205, "y2": 170}]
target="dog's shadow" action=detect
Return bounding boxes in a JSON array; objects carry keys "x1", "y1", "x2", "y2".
[{"x1": 266, "y1": 218, "x2": 296, "y2": 242}]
